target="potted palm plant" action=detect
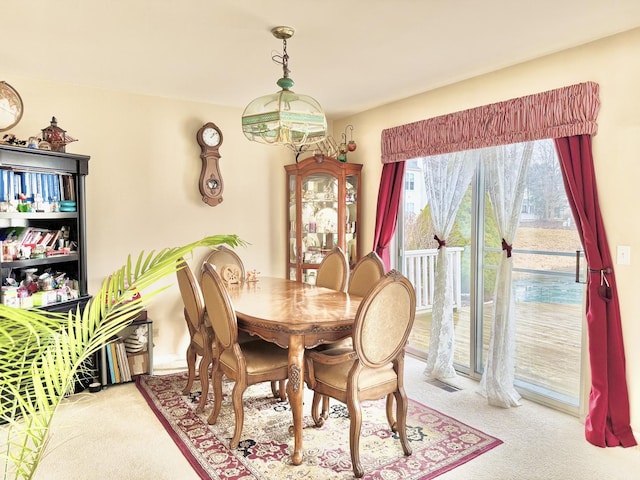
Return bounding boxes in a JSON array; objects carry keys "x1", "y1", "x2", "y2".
[{"x1": 0, "y1": 234, "x2": 244, "y2": 480}]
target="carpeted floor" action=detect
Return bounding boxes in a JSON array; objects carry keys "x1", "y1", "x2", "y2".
[
  {"x1": 136, "y1": 371, "x2": 502, "y2": 479},
  {"x1": 33, "y1": 355, "x2": 640, "y2": 480}
]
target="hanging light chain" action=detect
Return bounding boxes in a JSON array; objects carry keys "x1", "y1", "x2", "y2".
[{"x1": 272, "y1": 38, "x2": 290, "y2": 79}]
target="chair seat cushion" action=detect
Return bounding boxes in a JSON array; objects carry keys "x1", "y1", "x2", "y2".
[
  {"x1": 220, "y1": 340, "x2": 289, "y2": 374},
  {"x1": 314, "y1": 345, "x2": 354, "y2": 357},
  {"x1": 313, "y1": 359, "x2": 397, "y2": 392},
  {"x1": 315, "y1": 337, "x2": 353, "y2": 352}
]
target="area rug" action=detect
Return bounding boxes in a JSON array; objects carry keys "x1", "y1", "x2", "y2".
[{"x1": 137, "y1": 372, "x2": 501, "y2": 479}]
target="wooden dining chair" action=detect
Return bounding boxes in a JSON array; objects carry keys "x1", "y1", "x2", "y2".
[
  {"x1": 201, "y1": 245, "x2": 246, "y2": 284},
  {"x1": 312, "y1": 250, "x2": 387, "y2": 418},
  {"x1": 315, "y1": 246, "x2": 349, "y2": 292},
  {"x1": 200, "y1": 263, "x2": 290, "y2": 449},
  {"x1": 322, "y1": 251, "x2": 386, "y2": 349},
  {"x1": 305, "y1": 270, "x2": 416, "y2": 478},
  {"x1": 176, "y1": 258, "x2": 212, "y2": 413},
  {"x1": 202, "y1": 246, "x2": 286, "y2": 400}
]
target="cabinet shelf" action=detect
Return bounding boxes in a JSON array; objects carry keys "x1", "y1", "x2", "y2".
[
  {"x1": 0, "y1": 212, "x2": 77, "y2": 220},
  {"x1": 40, "y1": 295, "x2": 92, "y2": 313},
  {"x1": 2, "y1": 253, "x2": 79, "y2": 269},
  {"x1": 302, "y1": 199, "x2": 339, "y2": 204}
]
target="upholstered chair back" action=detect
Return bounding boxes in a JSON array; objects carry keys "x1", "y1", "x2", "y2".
[
  {"x1": 316, "y1": 246, "x2": 349, "y2": 292},
  {"x1": 347, "y1": 251, "x2": 385, "y2": 297},
  {"x1": 176, "y1": 258, "x2": 205, "y2": 334},
  {"x1": 202, "y1": 245, "x2": 245, "y2": 284},
  {"x1": 201, "y1": 263, "x2": 238, "y2": 350},
  {"x1": 354, "y1": 270, "x2": 416, "y2": 367}
]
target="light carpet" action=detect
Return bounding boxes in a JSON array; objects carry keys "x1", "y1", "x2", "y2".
[{"x1": 136, "y1": 372, "x2": 502, "y2": 479}]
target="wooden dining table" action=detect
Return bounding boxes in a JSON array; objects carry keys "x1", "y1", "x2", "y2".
[{"x1": 226, "y1": 276, "x2": 362, "y2": 465}]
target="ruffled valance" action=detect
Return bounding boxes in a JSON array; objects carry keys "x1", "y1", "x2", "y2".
[{"x1": 381, "y1": 81, "x2": 600, "y2": 164}]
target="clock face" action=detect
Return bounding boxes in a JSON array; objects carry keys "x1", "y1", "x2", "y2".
[{"x1": 202, "y1": 127, "x2": 220, "y2": 147}]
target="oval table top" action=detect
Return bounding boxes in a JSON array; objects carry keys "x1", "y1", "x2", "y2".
[{"x1": 227, "y1": 276, "x2": 362, "y2": 346}]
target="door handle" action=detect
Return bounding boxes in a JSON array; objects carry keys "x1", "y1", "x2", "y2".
[{"x1": 575, "y1": 250, "x2": 586, "y2": 284}]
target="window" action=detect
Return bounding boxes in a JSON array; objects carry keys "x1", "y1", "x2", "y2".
[{"x1": 404, "y1": 173, "x2": 414, "y2": 191}]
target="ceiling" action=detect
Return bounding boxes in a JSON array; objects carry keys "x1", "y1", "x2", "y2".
[{"x1": 4, "y1": 0, "x2": 640, "y2": 119}]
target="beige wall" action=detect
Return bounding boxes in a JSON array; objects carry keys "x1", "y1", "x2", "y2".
[
  {"x1": 5, "y1": 27, "x2": 639, "y2": 432},
  {"x1": 336, "y1": 28, "x2": 640, "y2": 432}
]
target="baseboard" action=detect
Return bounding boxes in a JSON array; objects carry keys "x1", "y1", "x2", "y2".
[{"x1": 153, "y1": 354, "x2": 187, "y2": 373}]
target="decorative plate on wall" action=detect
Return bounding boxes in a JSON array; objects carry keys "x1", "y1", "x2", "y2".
[{"x1": 0, "y1": 82, "x2": 24, "y2": 132}]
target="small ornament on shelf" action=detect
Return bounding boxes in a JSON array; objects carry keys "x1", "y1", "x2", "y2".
[
  {"x1": 1, "y1": 133, "x2": 26, "y2": 146},
  {"x1": 41, "y1": 116, "x2": 77, "y2": 152},
  {"x1": 246, "y1": 269, "x2": 260, "y2": 282}
]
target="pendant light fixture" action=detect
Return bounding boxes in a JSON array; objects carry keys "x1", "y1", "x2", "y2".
[{"x1": 241, "y1": 26, "x2": 327, "y2": 149}]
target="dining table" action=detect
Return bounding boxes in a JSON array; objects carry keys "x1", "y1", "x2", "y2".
[{"x1": 226, "y1": 276, "x2": 362, "y2": 466}]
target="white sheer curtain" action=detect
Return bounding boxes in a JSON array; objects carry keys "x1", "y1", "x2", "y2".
[
  {"x1": 422, "y1": 151, "x2": 476, "y2": 379},
  {"x1": 478, "y1": 142, "x2": 533, "y2": 408}
]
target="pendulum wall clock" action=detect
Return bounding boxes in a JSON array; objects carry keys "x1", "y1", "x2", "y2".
[{"x1": 196, "y1": 122, "x2": 224, "y2": 206}]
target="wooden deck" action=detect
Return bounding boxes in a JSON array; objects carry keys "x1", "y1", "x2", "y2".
[{"x1": 407, "y1": 301, "x2": 582, "y2": 400}]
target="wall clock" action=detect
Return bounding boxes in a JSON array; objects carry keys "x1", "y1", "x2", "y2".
[{"x1": 196, "y1": 122, "x2": 224, "y2": 206}]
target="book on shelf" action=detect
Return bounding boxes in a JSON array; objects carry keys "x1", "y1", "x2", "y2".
[
  {"x1": 0, "y1": 226, "x2": 66, "y2": 256},
  {"x1": 47, "y1": 229, "x2": 62, "y2": 248},
  {"x1": 103, "y1": 339, "x2": 135, "y2": 384},
  {"x1": 38, "y1": 232, "x2": 54, "y2": 246},
  {"x1": 109, "y1": 342, "x2": 121, "y2": 383},
  {"x1": 21, "y1": 227, "x2": 49, "y2": 246},
  {"x1": 0, "y1": 226, "x2": 28, "y2": 243},
  {"x1": 0, "y1": 170, "x2": 76, "y2": 203},
  {"x1": 61, "y1": 174, "x2": 76, "y2": 202},
  {"x1": 115, "y1": 341, "x2": 131, "y2": 382},
  {"x1": 99, "y1": 317, "x2": 151, "y2": 383},
  {"x1": 105, "y1": 343, "x2": 116, "y2": 384}
]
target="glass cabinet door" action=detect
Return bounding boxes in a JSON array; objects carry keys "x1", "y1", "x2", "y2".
[
  {"x1": 287, "y1": 172, "x2": 297, "y2": 280},
  {"x1": 302, "y1": 173, "x2": 338, "y2": 262},
  {"x1": 345, "y1": 173, "x2": 358, "y2": 267},
  {"x1": 301, "y1": 172, "x2": 338, "y2": 283},
  {"x1": 285, "y1": 157, "x2": 362, "y2": 284}
]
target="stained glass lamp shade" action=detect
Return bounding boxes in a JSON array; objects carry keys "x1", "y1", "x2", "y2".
[{"x1": 241, "y1": 26, "x2": 327, "y2": 149}]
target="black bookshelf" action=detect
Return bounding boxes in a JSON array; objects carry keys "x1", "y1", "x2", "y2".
[{"x1": 0, "y1": 144, "x2": 89, "y2": 311}]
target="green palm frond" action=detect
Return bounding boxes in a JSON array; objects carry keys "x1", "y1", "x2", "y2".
[{"x1": 1, "y1": 234, "x2": 244, "y2": 479}]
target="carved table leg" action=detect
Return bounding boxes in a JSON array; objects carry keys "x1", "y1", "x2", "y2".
[{"x1": 287, "y1": 335, "x2": 305, "y2": 465}]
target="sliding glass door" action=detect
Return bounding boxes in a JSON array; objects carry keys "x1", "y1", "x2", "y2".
[{"x1": 401, "y1": 140, "x2": 584, "y2": 413}]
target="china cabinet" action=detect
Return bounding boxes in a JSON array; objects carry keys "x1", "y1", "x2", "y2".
[{"x1": 285, "y1": 156, "x2": 362, "y2": 284}]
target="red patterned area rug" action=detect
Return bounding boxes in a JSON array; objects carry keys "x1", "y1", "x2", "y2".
[{"x1": 136, "y1": 372, "x2": 501, "y2": 479}]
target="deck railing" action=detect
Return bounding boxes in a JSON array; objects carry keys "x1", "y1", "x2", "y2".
[
  {"x1": 403, "y1": 247, "x2": 581, "y2": 312},
  {"x1": 403, "y1": 247, "x2": 463, "y2": 312}
]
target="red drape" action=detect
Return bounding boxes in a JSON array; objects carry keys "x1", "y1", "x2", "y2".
[
  {"x1": 554, "y1": 135, "x2": 636, "y2": 448},
  {"x1": 373, "y1": 161, "x2": 405, "y2": 270}
]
